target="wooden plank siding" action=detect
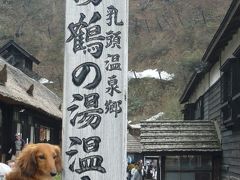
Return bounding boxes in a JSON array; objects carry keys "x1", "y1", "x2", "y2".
[
  {"x1": 199, "y1": 78, "x2": 240, "y2": 179},
  {"x1": 203, "y1": 92, "x2": 209, "y2": 120},
  {"x1": 180, "y1": 2, "x2": 240, "y2": 180},
  {"x1": 204, "y1": 80, "x2": 221, "y2": 121},
  {"x1": 221, "y1": 122, "x2": 240, "y2": 179}
]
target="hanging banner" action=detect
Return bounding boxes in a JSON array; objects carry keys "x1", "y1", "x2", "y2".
[{"x1": 63, "y1": 0, "x2": 128, "y2": 179}]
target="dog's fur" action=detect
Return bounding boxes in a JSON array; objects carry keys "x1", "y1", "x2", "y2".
[{"x1": 5, "y1": 143, "x2": 62, "y2": 180}]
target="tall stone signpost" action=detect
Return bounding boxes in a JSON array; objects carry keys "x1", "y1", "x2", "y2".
[{"x1": 62, "y1": 0, "x2": 128, "y2": 179}]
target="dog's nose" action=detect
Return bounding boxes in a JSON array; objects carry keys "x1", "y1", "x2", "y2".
[{"x1": 50, "y1": 172, "x2": 57, "y2": 177}]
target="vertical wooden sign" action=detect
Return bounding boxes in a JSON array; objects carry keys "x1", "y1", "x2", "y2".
[{"x1": 63, "y1": 0, "x2": 128, "y2": 179}]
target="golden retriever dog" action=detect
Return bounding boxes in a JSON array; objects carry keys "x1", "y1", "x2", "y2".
[{"x1": 5, "y1": 143, "x2": 62, "y2": 180}]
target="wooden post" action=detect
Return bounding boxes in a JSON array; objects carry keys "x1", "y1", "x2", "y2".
[{"x1": 62, "y1": 0, "x2": 128, "y2": 179}]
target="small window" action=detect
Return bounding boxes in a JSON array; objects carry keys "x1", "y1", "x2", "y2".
[
  {"x1": 194, "y1": 97, "x2": 203, "y2": 120},
  {"x1": 24, "y1": 59, "x2": 32, "y2": 71},
  {"x1": 165, "y1": 156, "x2": 212, "y2": 180},
  {"x1": 39, "y1": 126, "x2": 51, "y2": 143},
  {"x1": 183, "y1": 103, "x2": 195, "y2": 120},
  {"x1": 13, "y1": 108, "x2": 20, "y2": 122},
  {"x1": 220, "y1": 57, "x2": 240, "y2": 128}
]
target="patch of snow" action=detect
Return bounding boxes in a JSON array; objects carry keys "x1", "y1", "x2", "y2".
[
  {"x1": 39, "y1": 78, "x2": 54, "y2": 84},
  {"x1": 145, "y1": 112, "x2": 165, "y2": 121},
  {"x1": 128, "y1": 69, "x2": 174, "y2": 81}
]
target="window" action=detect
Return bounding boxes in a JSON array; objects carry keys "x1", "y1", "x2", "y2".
[
  {"x1": 194, "y1": 97, "x2": 203, "y2": 120},
  {"x1": 39, "y1": 126, "x2": 51, "y2": 142},
  {"x1": 183, "y1": 103, "x2": 195, "y2": 120},
  {"x1": 13, "y1": 108, "x2": 20, "y2": 122},
  {"x1": 24, "y1": 59, "x2": 32, "y2": 70},
  {"x1": 220, "y1": 57, "x2": 240, "y2": 128},
  {"x1": 165, "y1": 156, "x2": 212, "y2": 180},
  {"x1": 183, "y1": 97, "x2": 203, "y2": 121},
  {"x1": 0, "y1": 108, "x2": 2, "y2": 128}
]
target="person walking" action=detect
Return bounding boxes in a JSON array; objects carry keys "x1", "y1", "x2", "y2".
[
  {"x1": 131, "y1": 163, "x2": 142, "y2": 180},
  {"x1": 9, "y1": 133, "x2": 25, "y2": 160}
]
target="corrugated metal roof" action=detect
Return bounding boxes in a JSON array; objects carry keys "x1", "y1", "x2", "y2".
[
  {"x1": 141, "y1": 120, "x2": 221, "y2": 152},
  {"x1": 127, "y1": 133, "x2": 142, "y2": 153}
]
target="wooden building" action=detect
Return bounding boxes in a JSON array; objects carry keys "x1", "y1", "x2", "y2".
[
  {"x1": 0, "y1": 40, "x2": 41, "y2": 80},
  {"x1": 0, "y1": 42, "x2": 62, "y2": 162},
  {"x1": 180, "y1": 1, "x2": 240, "y2": 179},
  {"x1": 141, "y1": 120, "x2": 221, "y2": 180}
]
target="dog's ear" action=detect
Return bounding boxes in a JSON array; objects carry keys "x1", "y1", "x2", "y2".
[
  {"x1": 53, "y1": 145, "x2": 62, "y2": 172},
  {"x1": 17, "y1": 144, "x2": 37, "y2": 177}
]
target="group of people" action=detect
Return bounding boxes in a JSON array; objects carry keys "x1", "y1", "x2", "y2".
[
  {"x1": 145, "y1": 165, "x2": 157, "y2": 180},
  {"x1": 0, "y1": 133, "x2": 25, "y2": 178},
  {"x1": 127, "y1": 160, "x2": 158, "y2": 180},
  {"x1": 127, "y1": 160, "x2": 144, "y2": 180}
]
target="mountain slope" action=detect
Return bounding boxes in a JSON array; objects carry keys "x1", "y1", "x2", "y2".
[{"x1": 0, "y1": 0, "x2": 232, "y2": 122}]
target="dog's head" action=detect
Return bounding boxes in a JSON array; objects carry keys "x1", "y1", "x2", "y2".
[{"x1": 16, "y1": 143, "x2": 62, "y2": 178}]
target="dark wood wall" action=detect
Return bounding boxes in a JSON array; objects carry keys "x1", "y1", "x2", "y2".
[
  {"x1": 221, "y1": 127, "x2": 240, "y2": 180},
  {"x1": 203, "y1": 80, "x2": 221, "y2": 121},
  {"x1": 0, "y1": 103, "x2": 13, "y2": 160},
  {"x1": 188, "y1": 78, "x2": 240, "y2": 180},
  {"x1": 0, "y1": 102, "x2": 61, "y2": 162}
]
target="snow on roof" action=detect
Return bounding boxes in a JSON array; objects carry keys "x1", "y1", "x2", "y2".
[{"x1": 39, "y1": 78, "x2": 54, "y2": 84}]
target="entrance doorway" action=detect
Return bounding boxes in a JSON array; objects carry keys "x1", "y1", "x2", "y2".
[{"x1": 144, "y1": 156, "x2": 161, "y2": 180}]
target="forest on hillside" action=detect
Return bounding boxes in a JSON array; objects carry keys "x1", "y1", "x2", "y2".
[{"x1": 0, "y1": 0, "x2": 232, "y2": 122}]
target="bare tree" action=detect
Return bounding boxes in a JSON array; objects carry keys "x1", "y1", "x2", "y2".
[
  {"x1": 144, "y1": 19, "x2": 150, "y2": 33},
  {"x1": 140, "y1": 0, "x2": 151, "y2": 11},
  {"x1": 156, "y1": 17, "x2": 163, "y2": 31}
]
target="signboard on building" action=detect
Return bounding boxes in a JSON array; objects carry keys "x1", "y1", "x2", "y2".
[{"x1": 63, "y1": 0, "x2": 128, "y2": 179}]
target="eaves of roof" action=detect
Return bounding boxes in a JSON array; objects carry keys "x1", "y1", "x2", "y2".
[{"x1": 0, "y1": 40, "x2": 40, "y2": 65}]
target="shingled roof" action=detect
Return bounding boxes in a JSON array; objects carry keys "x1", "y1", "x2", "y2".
[
  {"x1": 141, "y1": 120, "x2": 221, "y2": 152},
  {"x1": 0, "y1": 57, "x2": 62, "y2": 119},
  {"x1": 127, "y1": 133, "x2": 142, "y2": 153}
]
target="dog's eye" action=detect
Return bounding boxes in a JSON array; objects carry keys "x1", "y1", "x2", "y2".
[
  {"x1": 39, "y1": 155, "x2": 45, "y2": 160},
  {"x1": 53, "y1": 155, "x2": 57, "y2": 159}
]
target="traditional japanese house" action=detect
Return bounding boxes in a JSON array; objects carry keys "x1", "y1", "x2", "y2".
[
  {"x1": 0, "y1": 49, "x2": 62, "y2": 162},
  {"x1": 180, "y1": 0, "x2": 240, "y2": 179},
  {"x1": 140, "y1": 120, "x2": 221, "y2": 180}
]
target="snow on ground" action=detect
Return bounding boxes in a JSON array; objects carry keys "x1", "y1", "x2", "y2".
[
  {"x1": 128, "y1": 112, "x2": 165, "y2": 128},
  {"x1": 128, "y1": 69, "x2": 174, "y2": 81},
  {"x1": 145, "y1": 112, "x2": 165, "y2": 121}
]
